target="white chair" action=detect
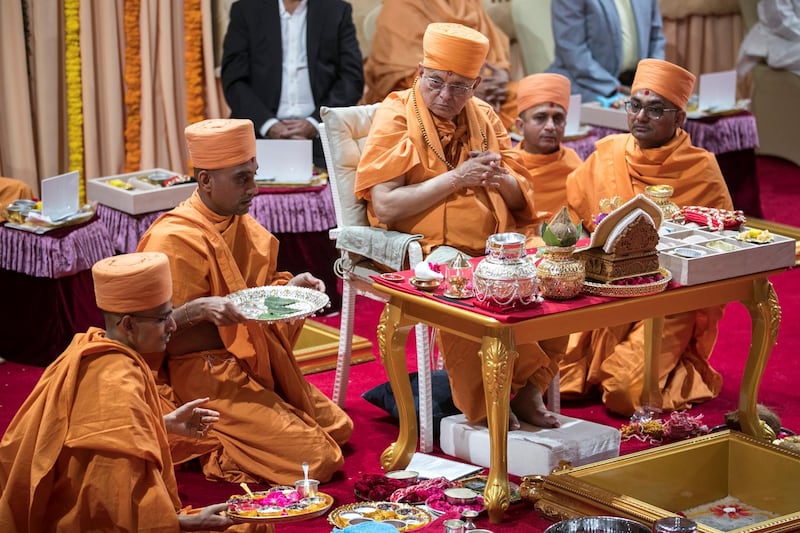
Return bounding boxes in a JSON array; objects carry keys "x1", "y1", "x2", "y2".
[{"x1": 320, "y1": 104, "x2": 437, "y2": 452}]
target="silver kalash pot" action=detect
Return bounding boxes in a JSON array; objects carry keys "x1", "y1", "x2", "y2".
[{"x1": 473, "y1": 232, "x2": 540, "y2": 311}]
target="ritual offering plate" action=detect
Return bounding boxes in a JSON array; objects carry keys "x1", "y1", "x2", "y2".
[
  {"x1": 410, "y1": 277, "x2": 442, "y2": 292},
  {"x1": 225, "y1": 486, "x2": 333, "y2": 524},
  {"x1": 328, "y1": 501, "x2": 432, "y2": 531},
  {"x1": 582, "y1": 268, "x2": 671, "y2": 298},
  {"x1": 228, "y1": 286, "x2": 329, "y2": 323}
]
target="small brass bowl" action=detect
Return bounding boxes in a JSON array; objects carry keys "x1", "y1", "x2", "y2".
[
  {"x1": 443, "y1": 487, "x2": 479, "y2": 505},
  {"x1": 384, "y1": 470, "x2": 419, "y2": 483},
  {"x1": 410, "y1": 277, "x2": 442, "y2": 292},
  {"x1": 6, "y1": 205, "x2": 26, "y2": 224}
]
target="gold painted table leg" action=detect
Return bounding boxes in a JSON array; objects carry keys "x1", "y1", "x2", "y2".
[
  {"x1": 641, "y1": 316, "x2": 665, "y2": 412},
  {"x1": 480, "y1": 328, "x2": 517, "y2": 524},
  {"x1": 739, "y1": 278, "x2": 781, "y2": 439},
  {"x1": 378, "y1": 303, "x2": 418, "y2": 471}
]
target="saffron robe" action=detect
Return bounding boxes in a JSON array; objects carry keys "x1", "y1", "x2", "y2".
[
  {"x1": 0, "y1": 176, "x2": 34, "y2": 222},
  {"x1": 138, "y1": 193, "x2": 352, "y2": 484},
  {"x1": 357, "y1": 83, "x2": 564, "y2": 423},
  {"x1": 362, "y1": 0, "x2": 519, "y2": 129},
  {"x1": 0, "y1": 329, "x2": 182, "y2": 532},
  {"x1": 562, "y1": 131, "x2": 734, "y2": 416},
  {"x1": 511, "y1": 143, "x2": 583, "y2": 233}
]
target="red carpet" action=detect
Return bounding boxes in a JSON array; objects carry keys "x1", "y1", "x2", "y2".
[{"x1": 1, "y1": 156, "x2": 798, "y2": 532}]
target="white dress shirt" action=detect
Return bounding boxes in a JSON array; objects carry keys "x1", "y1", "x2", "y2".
[{"x1": 260, "y1": 0, "x2": 319, "y2": 137}]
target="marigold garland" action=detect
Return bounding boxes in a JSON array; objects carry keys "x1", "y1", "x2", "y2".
[
  {"x1": 184, "y1": 0, "x2": 205, "y2": 128},
  {"x1": 123, "y1": 0, "x2": 142, "y2": 173},
  {"x1": 64, "y1": 0, "x2": 85, "y2": 202}
]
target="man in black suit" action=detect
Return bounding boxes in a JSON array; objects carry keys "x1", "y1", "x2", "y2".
[{"x1": 221, "y1": 0, "x2": 365, "y2": 169}]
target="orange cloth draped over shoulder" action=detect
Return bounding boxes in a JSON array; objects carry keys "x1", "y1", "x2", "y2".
[
  {"x1": 511, "y1": 144, "x2": 582, "y2": 233},
  {"x1": 561, "y1": 130, "x2": 734, "y2": 416},
  {"x1": 363, "y1": 0, "x2": 518, "y2": 129},
  {"x1": 355, "y1": 83, "x2": 537, "y2": 257},
  {"x1": 138, "y1": 192, "x2": 352, "y2": 485},
  {"x1": 0, "y1": 329, "x2": 182, "y2": 532},
  {"x1": 0, "y1": 176, "x2": 34, "y2": 222}
]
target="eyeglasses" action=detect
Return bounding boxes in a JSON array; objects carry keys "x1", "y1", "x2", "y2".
[
  {"x1": 421, "y1": 75, "x2": 475, "y2": 97},
  {"x1": 116, "y1": 310, "x2": 173, "y2": 326},
  {"x1": 624, "y1": 100, "x2": 679, "y2": 120}
]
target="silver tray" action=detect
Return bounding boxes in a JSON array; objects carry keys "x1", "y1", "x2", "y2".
[{"x1": 228, "y1": 286, "x2": 329, "y2": 323}]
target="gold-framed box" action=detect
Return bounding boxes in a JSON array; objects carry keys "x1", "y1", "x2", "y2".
[{"x1": 534, "y1": 431, "x2": 800, "y2": 532}]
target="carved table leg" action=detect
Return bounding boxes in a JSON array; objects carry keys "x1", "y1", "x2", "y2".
[
  {"x1": 480, "y1": 328, "x2": 517, "y2": 524},
  {"x1": 641, "y1": 316, "x2": 665, "y2": 413},
  {"x1": 739, "y1": 278, "x2": 781, "y2": 439},
  {"x1": 378, "y1": 302, "x2": 418, "y2": 471}
]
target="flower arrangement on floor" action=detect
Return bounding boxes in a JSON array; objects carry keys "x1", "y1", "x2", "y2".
[{"x1": 620, "y1": 411, "x2": 710, "y2": 445}]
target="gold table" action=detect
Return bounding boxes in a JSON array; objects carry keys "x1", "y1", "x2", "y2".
[{"x1": 372, "y1": 271, "x2": 782, "y2": 523}]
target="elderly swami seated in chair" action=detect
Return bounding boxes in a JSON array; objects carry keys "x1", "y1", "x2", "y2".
[{"x1": 355, "y1": 22, "x2": 565, "y2": 430}]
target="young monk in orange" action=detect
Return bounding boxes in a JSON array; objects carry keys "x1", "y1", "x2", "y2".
[
  {"x1": 138, "y1": 118, "x2": 352, "y2": 486},
  {"x1": 512, "y1": 73, "x2": 583, "y2": 232},
  {"x1": 562, "y1": 59, "x2": 734, "y2": 416},
  {"x1": 357, "y1": 22, "x2": 562, "y2": 430},
  {"x1": 0, "y1": 253, "x2": 235, "y2": 532}
]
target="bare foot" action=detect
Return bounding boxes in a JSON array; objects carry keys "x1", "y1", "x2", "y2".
[{"x1": 510, "y1": 383, "x2": 560, "y2": 429}]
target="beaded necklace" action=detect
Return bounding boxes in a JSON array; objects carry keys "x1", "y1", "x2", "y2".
[{"x1": 411, "y1": 78, "x2": 487, "y2": 170}]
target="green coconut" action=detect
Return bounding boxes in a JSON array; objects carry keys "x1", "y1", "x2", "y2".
[{"x1": 541, "y1": 206, "x2": 582, "y2": 247}]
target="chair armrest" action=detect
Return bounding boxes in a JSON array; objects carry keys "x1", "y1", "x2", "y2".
[{"x1": 336, "y1": 226, "x2": 423, "y2": 271}]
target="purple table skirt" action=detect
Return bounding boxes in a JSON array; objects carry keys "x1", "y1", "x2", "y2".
[
  {"x1": 0, "y1": 219, "x2": 112, "y2": 365},
  {"x1": 0, "y1": 218, "x2": 115, "y2": 278}
]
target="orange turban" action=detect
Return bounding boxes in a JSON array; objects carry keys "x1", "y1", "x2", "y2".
[
  {"x1": 422, "y1": 23, "x2": 489, "y2": 79},
  {"x1": 631, "y1": 59, "x2": 696, "y2": 109},
  {"x1": 517, "y1": 73, "x2": 571, "y2": 114},
  {"x1": 185, "y1": 118, "x2": 256, "y2": 170},
  {"x1": 93, "y1": 252, "x2": 173, "y2": 313}
]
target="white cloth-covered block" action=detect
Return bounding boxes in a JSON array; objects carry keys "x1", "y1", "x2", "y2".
[{"x1": 439, "y1": 414, "x2": 620, "y2": 477}]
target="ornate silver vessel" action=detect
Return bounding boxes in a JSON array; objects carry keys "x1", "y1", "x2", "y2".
[{"x1": 473, "y1": 232, "x2": 540, "y2": 311}]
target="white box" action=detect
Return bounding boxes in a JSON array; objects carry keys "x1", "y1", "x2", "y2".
[
  {"x1": 659, "y1": 224, "x2": 796, "y2": 286},
  {"x1": 87, "y1": 168, "x2": 196, "y2": 215},
  {"x1": 580, "y1": 102, "x2": 628, "y2": 131},
  {"x1": 439, "y1": 414, "x2": 620, "y2": 477}
]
